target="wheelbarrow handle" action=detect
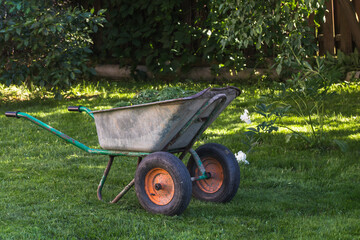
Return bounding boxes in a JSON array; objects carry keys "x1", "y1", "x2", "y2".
[
  {"x1": 68, "y1": 106, "x2": 94, "y2": 119},
  {"x1": 5, "y1": 111, "x2": 147, "y2": 157},
  {"x1": 68, "y1": 106, "x2": 82, "y2": 112},
  {"x1": 5, "y1": 111, "x2": 20, "y2": 118}
]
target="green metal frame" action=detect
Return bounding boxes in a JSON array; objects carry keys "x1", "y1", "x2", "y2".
[
  {"x1": 16, "y1": 111, "x2": 148, "y2": 157},
  {"x1": 7, "y1": 93, "x2": 228, "y2": 203}
]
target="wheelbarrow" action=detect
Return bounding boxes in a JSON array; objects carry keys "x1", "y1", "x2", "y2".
[{"x1": 5, "y1": 86, "x2": 241, "y2": 216}]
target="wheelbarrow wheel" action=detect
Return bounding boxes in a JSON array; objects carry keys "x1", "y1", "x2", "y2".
[
  {"x1": 135, "y1": 152, "x2": 192, "y2": 216},
  {"x1": 187, "y1": 143, "x2": 240, "y2": 203}
]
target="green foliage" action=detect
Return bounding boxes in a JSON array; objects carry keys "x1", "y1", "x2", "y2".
[
  {"x1": 324, "y1": 49, "x2": 360, "y2": 77},
  {"x1": 114, "y1": 87, "x2": 197, "y2": 107},
  {"x1": 243, "y1": 103, "x2": 290, "y2": 152},
  {"x1": 0, "y1": 0, "x2": 106, "y2": 96},
  {"x1": 100, "y1": 0, "x2": 203, "y2": 77},
  {"x1": 241, "y1": 51, "x2": 353, "y2": 151},
  {"x1": 96, "y1": 0, "x2": 326, "y2": 76},
  {"x1": 0, "y1": 0, "x2": 328, "y2": 84},
  {"x1": 267, "y1": 55, "x2": 346, "y2": 149},
  {"x1": 209, "y1": 0, "x2": 325, "y2": 73}
]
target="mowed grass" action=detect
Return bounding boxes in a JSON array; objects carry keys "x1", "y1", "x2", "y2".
[{"x1": 0, "y1": 79, "x2": 359, "y2": 239}]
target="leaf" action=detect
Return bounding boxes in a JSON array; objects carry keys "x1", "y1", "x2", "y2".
[
  {"x1": 4, "y1": 33, "x2": 10, "y2": 42},
  {"x1": 31, "y1": 22, "x2": 40, "y2": 29},
  {"x1": 333, "y1": 139, "x2": 348, "y2": 153},
  {"x1": 285, "y1": 134, "x2": 292, "y2": 143},
  {"x1": 53, "y1": 79, "x2": 60, "y2": 86},
  {"x1": 256, "y1": 41, "x2": 261, "y2": 50},
  {"x1": 246, "y1": 127, "x2": 258, "y2": 133},
  {"x1": 93, "y1": 25, "x2": 98, "y2": 33},
  {"x1": 49, "y1": 25, "x2": 56, "y2": 33},
  {"x1": 81, "y1": 12, "x2": 92, "y2": 18},
  {"x1": 276, "y1": 63, "x2": 282, "y2": 75},
  {"x1": 83, "y1": 47, "x2": 92, "y2": 53},
  {"x1": 268, "y1": 126, "x2": 279, "y2": 133},
  {"x1": 89, "y1": 68, "x2": 97, "y2": 75},
  {"x1": 244, "y1": 130, "x2": 257, "y2": 137},
  {"x1": 16, "y1": 42, "x2": 22, "y2": 49},
  {"x1": 70, "y1": 72, "x2": 75, "y2": 80},
  {"x1": 16, "y1": 2, "x2": 21, "y2": 10},
  {"x1": 256, "y1": 103, "x2": 268, "y2": 112},
  {"x1": 302, "y1": 61, "x2": 313, "y2": 70},
  {"x1": 255, "y1": 110, "x2": 266, "y2": 117},
  {"x1": 97, "y1": 9, "x2": 107, "y2": 15},
  {"x1": 6, "y1": 78, "x2": 12, "y2": 86},
  {"x1": 55, "y1": 92, "x2": 63, "y2": 100}
]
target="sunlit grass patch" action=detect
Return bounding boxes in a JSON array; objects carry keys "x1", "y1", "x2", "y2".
[
  {"x1": 0, "y1": 83, "x2": 36, "y2": 101},
  {"x1": 348, "y1": 133, "x2": 360, "y2": 140},
  {"x1": 0, "y1": 79, "x2": 359, "y2": 239}
]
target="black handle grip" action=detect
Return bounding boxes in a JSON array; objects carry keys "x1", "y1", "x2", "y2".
[
  {"x1": 68, "y1": 106, "x2": 82, "y2": 112},
  {"x1": 5, "y1": 111, "x2": 19, "y2": 118}
]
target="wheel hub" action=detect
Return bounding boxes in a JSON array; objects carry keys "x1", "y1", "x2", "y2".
[
  {"x1": 145, "y1": 168, "x2": 175, "y2": 205},
  {"x1": 195, "y1": 157, "x2": 224, "y2": 193},
  {"x1": 154, "y1": 183, "x2": 162, "y2": 190}
]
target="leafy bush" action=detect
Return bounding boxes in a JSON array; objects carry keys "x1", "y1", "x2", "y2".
[
  {"x1": 210, "y1": 0, "x2": 326, "y2": 73},
  {"x1": 248, "y1": 55, "x2": 346, "y2": 150},
  {"x1": 96, "y1": 0, "x2": 326, "y2": 76},
  {"x1": 1, "y1": 0, "x2": 329, "y2": 87},
  {"x1": 0, "y1": 0, "x2": 106, "y2": 96},
  {"x1": 276, "y1": 56, "x2": 343, "y2": 146},
  {"x1": 98, "y1": 0, "x2": 209, "y2": 78},
  {"x1": 241, "y1": 51, "x2": 349, "y2": 150}
]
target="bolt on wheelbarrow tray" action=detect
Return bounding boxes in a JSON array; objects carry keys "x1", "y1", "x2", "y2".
[{"x1": 5, "y1": 86, "x2": 241, "y2": 216}]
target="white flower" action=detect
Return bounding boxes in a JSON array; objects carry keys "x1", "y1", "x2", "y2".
[
  {"x1": 240, "y1": 109, "x2": 251, "y2": 124},
  {"x1": 235, "y1": 151, "x2": 249, "y2": 164}
]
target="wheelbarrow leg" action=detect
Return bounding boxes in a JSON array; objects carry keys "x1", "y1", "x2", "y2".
[
  {"x1": 97, "y1": 155, "x2": 115, "y2": 201},
  {"x1": 110, "y1": 179, "x2": 135, "y2": 203},
  {"x1": 110, "y1": 157, "x2": 142, "y2": 203},
  {"x1": 97, "y1": 155, "x2": 138, "y2": 203}
]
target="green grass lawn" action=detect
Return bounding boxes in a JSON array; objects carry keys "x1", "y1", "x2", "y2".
[{"x1": 1, "y1": 79, "x2": 359, "y2": 239}]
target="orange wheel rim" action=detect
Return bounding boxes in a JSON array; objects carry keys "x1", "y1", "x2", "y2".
[
  {"x1": 195, "y1": 157, "x2": 224, "y2": 193},
  {"x1": 145, "y1": 168, "x2": 175, "y2": 205}
]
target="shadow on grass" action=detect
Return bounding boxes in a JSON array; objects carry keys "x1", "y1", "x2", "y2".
[{"x1": 186, "y1": 171, "x2": 360, "y2": 220}]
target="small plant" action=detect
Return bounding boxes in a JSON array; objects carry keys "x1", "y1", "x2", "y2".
[
  {"x1": 275, "y1": 56, "x2": 343, "y2": 148},
  {"x1": 324, "y1": 49, "x2": 360, "y2": 76},
  {"x1": 240, "y1": 103, "x2": 290, "y2": 153},
  {"x1": 257, "y1": 51, "x2": 349, "y2": 151}
]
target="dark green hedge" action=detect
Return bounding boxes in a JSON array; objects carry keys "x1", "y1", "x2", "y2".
[
  {"x1": 0, "y1": 0, "x2": 326, "y2": 91},
  {"x1": 0, "y1": 0, "x2": 106, "y2": 94},
  {"x1": 90, "y1": 0, "x2": 325, "y2": 77},
  {"x1": 95, "y1": 0, "x2": 219, "y2": 76}
]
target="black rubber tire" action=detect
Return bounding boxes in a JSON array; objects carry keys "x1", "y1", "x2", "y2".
[
  {"x1": 135, "y1": 152, "x2": 192, "y2": 216},
  {"x1": 187, "y1": 143, "x2": 240, "y2": 203}
]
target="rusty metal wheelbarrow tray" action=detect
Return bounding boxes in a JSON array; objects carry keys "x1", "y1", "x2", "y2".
[{"x1": 92, "y1": 86, "x2": 240, "y2": 152}]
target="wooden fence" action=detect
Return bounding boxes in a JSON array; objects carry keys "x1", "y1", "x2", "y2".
[{"x1": 318, "y1": 0, "x2": 360, "y2": 55}]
